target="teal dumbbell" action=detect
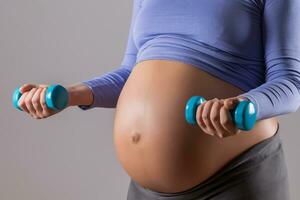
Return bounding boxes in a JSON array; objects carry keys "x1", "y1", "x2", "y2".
[
  {"x1": 12, "y1": 84, "x2": 69, "y2": 111},
  {"x1": 185, "y1": 96, "x2": 257, "y2": 131}
]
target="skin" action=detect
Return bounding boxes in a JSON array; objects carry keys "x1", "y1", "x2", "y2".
[
  {"x1": 19, "y1": 61, "x2": 278, "y2": 193},
  {"x1": 113, "y1": 59, "x2": 278, "y2": 193},
  {"x1": 196, "y1": 97, "x2": 246, "y2": 138},
  {"x1": 17, "y1": 83, "x2": 93, "y2": 119},
  {"x1": 18, "y1": 80, "x2": 245, "y2": 138},
  {"x1": 19, "y1": 83, "x2": 245, "y2": 139}
]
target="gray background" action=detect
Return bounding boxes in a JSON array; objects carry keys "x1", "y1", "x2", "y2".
[{"x1": 0, "y1": 0, "x2": 299, "y2": 199}]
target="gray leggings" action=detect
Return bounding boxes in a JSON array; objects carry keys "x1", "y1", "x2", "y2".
[{"x1": 127, "y1": 122, "x2": 290, "y2": 200}]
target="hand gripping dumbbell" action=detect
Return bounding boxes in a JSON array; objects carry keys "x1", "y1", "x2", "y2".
[
  {"x1": 12, "y1": 84, "x2": 69, "y2": 111},
  {"x1": 185, "y1": 96, "x2": 257, "y2": 131}
]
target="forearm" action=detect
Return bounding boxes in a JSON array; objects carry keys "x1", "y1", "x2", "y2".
[
  {"x1": 238, "y1": 77, "x2": 300, "y2": 121},
  {"x1": 66, "y1": 82, "x2": 94, "y2": 107}
]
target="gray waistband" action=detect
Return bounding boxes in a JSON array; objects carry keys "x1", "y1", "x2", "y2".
[{"x1": 128, "y1": 122, "x2": 286, "y2": 200}]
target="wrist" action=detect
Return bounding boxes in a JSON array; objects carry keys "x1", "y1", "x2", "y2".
[
  {"x1": 66, "y1": 86, "x2": 76, "y2": 107},
  {"x1": 66, "y1": 83, "x2": 93, "y2": 107},
  {"x1": 237, "y1": 95, "x2": 251, "y2": 102}
]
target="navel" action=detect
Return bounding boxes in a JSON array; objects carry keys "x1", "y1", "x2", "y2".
[{"x1": 131, "y1": 131, "x2": 141, "y2": 144}]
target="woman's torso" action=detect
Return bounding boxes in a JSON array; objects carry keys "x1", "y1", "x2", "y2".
[{"x1": 113, "y1": 59, "x2": 278, "y2": 193}]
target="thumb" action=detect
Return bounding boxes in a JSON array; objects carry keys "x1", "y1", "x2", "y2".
[
  {"x1": 38, "y1": 84, "x2": 49, "y2": 88},
  {"x1": 224, "y1": 97, "x2": 240, "y2": 110},
  {"x1": 19, "y1": 84, "x2": 37, "y2": 94}
]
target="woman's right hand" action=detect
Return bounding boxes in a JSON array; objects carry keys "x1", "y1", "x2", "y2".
[{"x1": 17, "y1": 83, "x2": 63, "y2": 119}]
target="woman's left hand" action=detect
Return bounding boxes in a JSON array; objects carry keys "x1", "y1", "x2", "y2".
[{"x1": 195, "y1": 96, "x2": 247, "y2": 138}]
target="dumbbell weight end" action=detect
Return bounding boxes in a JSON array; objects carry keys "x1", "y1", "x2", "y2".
[
  {"x1": 185, "y1": 96, "x2": 257, "y2": 131},
  {"x1": 12, "y1": 84, "x2": 69, "y2": 111}
]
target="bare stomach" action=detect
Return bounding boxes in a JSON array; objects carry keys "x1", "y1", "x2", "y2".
[{"x1": 113, "y1": 60, "x2": 278, "y2": 193}]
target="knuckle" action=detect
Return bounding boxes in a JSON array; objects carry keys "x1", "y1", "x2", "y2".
[
  {"x1": 32, "y1": 100, "x2": 39, "y2": 107},
  {"x1": 40, "y1": 113, "x2": 47, "y2": 118},
  {"x1": 221, "y1": 118, "x2": 230, "y2": 126},
  {"x1": 42, "y1": 110, "x2": 50, "y2": 116},
  {"x1": 25, "y1": 102, "x2": 32, "y2": 110},
  {"x1": 202, "y1": 113, "x2": 209, "y2": 120},
  {"x1": 20, "y1": 84, "x2": 28, "y2": 91},
  {"x1": 19, "y1": 101, "x2": 26, "y2": 107},
  {"x1": 32, "y1": 95, "x2": 39, "y2": 102},
  {"x1": 197, "y1": 118, "x2": 203, "y2": 127},
  {"x1": 205, "y1": 131, "x2": 214, "y2": 136},
  {"x1": 211, "y1": 114, "x2": 219, "y2": 121},
  {"x1": 25, "y1": 97, "x2": 31, "y2": 105},
  {"x1": 36, "y1": 112, "x2": 42, "y2": 117},
  {"x1": 25, "y1": 103, "x2": 32, "y2": 111}
]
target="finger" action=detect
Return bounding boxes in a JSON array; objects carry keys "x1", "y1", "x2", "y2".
[
  {"x1": 223, "y1": 98, "x2": 233, "y2": 110},
  {"x1": 210, "y1": 100, "x2": 231, "y2": 138},
  {"x1": 40, "y1": 88, "x2": 54, "y2": 116},
  {"x1": 219, "y1": 99, "x2": 225, "y2": 106},
  {"x1": 25, "y1": 88, "x2": 38, "y2": 116},
  {"x1": 202, "y1": 98, "x2": 218, "y2": 135},
  {"x1": 196, "y1": 102, "x2": 206, "y2": 128},
  {"x1": 32, "y1": 87, "x2": 44, "y2": 117},
  {"x1": 220, "y1": 106, "x2": 238, "y2": 137},
  {"x1": 224, "y1": 97, "x2": 240, "y2": 110},
  {"x1": 18, "y1": 92, "x2": 30, "y2": 113},
  {"x1": 19, "y1": 84, "x2": 37, "y2": 94},
  {"x1": 196, "y1": 102, "x2": 213, "y2": 136}
]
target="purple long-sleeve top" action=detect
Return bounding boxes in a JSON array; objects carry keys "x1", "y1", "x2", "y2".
[{"x1": 78, "y1": 0, "x2": 300, "y2": 121}]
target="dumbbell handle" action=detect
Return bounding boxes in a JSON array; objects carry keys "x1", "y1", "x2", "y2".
[
  {"x1": 12, "y1": 84, "x2": 69, "y2": 111},
  {"x1": 185, "y1": 96, "x2": 257, "y2": 131}
]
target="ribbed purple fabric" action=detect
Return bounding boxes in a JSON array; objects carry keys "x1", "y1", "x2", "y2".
[{"x1": 79, "y1": 0, "x2": 300, "y2": 121}]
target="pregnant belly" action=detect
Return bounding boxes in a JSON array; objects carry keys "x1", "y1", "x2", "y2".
[{"x1": 113, "y1": 60, "x2": 278, "y2": 193}]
